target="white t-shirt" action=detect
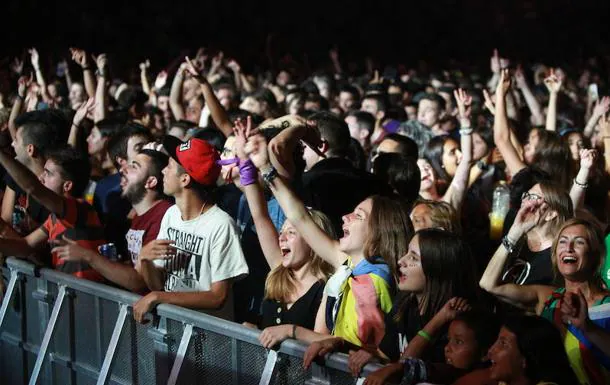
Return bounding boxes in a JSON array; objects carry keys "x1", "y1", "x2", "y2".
[{"x1": 154, "y1": 204, "x2": 248, "y2": 319}]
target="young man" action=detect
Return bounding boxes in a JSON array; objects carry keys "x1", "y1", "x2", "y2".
[
  {"x1": 0, "y1": 145, "x2": 106, "y2": 281},
  {"x1": 45, "y1": 149, "x2": 172, "y2": 292},
  {"x1": 133, "y1": 137, "x2": 248, "y2": 322}
]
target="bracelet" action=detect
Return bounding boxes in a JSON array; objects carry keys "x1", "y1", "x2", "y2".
[
  {"x1": 15, "y1": 94, "x2": 24, "y2": 101},
  {"x1": 502, "y1": 235, "x2": 516, "y2": 254},
  {"x1": 291, "y1": 324, "x2": 297, "y2": 339},
  {"x1": 573, "y1": 178, "x2": 588, "y2": 189},
  {"x1": 459, "y1": 127, "x2": 473, "y2": 136},
  {"x1": 238, "y1": 159, "x2": 258, "y2": 186},
  {"x1": 417, "y1": 330, "x2": 432, "y2": 342},
  {"x1": 82, "y1": 67, "x2": 92, "y2": 71},
  {"x1": 262, "y1": 167, "x2": 278, "y2": 185}
]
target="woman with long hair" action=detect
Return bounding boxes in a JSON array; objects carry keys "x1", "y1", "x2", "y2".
[
  {"x1": 480, "y1": 217, "x2": 610, "y2": 384},
  {"x1": 244, "y1": 125, "x2": 413, "y2": 354}
]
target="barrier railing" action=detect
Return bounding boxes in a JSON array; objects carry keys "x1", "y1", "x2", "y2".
[{"x1": 0, "y1": 257, "x2": 383, "y2": 384}]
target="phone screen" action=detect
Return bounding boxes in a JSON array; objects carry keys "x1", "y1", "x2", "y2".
[{"x1": 589, "y1": 84, "x2": 599, "y2": 101}]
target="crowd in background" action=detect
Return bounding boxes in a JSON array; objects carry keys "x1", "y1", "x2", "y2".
[{"x1": 0, "y1": 44, "x2": 609, "y2": 385}]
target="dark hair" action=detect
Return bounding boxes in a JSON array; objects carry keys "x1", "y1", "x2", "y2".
[
  {"x1": 424, "y1": 135, "x2": 454, "y2": 191},
  {"x1": 473, "y1": 125, "x2": 494, "y2": 151},
  {"x1": 397, "y1": 120, "x2": 434, "y2": 158},
  {"x1": 46, "y1": 146, "x2": 91, "y2": 197},
  {"x1": 107, "y1": 123, "x2": 151, "y2": 168},
  {"x1": 373, "y1": 153, "x2": 420, "y2": 204},
  {"x1": 15, "y1": 110, "x2": 67, "y2": 157},
  {"x1": 96, "y1": 117, "x2": 125, "y2": 138},
  {"x1": 308, "y1": 111, "x2": 351, "y2": 157},
  {"x1": 419, "y1": 92, "x2": 446, "y2": 112},
  {"x1": 363, "y1": 195, "x2": 414, "y2": 275},
  {"x1": 531, "y1": 130, "x2": 572, "y2": 188},
  {"x1": 347, "y1": 138, "x2": 367, "y2": 170},
  {"x1": 362, "y1": 94, "x2": 388, "y2": 113},
  {"x1": 346, "y1": 110, "x2": 375, "y2": 135},
  {"x1": 339, "y1": 84, "x2": 360, "y2": 99},
  {"x1": 398, "y1": 229, "x2": 480, "y2": 323},
  {"x1": 383, "y1": 133, "x2": 419, "y2": 159},
  {"x1": 176, "y1": 163, "x2": 216, "y2": 202},
  {"x1": 139, "y1": 149, "x2": 169, "y2": 197},
  {"x1": 502, "y1": 315, "x2": 578, "y2": 385},
  {"x1": 191, "y1": 127, "x2": 226, "y2": 152},
  {"x1": 250, "y1": 88, "x2": 280, "y2": 118},
  {"x1": 454, "y1": 310, "x2": 500, "y2": 360}
]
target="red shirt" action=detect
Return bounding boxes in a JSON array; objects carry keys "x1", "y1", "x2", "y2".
[
  {"x1": 125, "y1": 200, "x2": 173, "y2": 266},
  {"x1": 42, "y1": 196, "x2": 106, "y2": 282}
]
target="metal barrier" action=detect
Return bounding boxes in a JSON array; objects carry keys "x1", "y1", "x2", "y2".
[{"x1": 0, "y1": 257, "x2": 383, "y2": 385}]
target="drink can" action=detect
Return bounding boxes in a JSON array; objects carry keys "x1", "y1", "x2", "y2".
[{"x1": 100, "y1": 243, "x2": 118, "y2": 261}]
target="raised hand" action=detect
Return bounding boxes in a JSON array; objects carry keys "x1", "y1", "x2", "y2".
[
  {"x1": 245, "y1": 133, "x2": 270, "y2": 170},
  {"x1": 436, "y1": 297, "x2": 471, "y2": 324},
  {"x1": 72, "y1": 97, "x2": 96, "y2": 127},
  {"x1": 139, "y1": 59, "x2": 150, "y2": 72},
  {"x1": 514, "y1": 65, "x2": 528, "y2": 89},
  {"x1": 57, "y1": 59, "x2": 69, "y2": 76},
  {"x1": 508, "y1": 199, "x2": 546, "y2": 240},
  {"x1": 579, "y1": 149, "x2": 597, "y2": 170},
  {"x1": 544, "y1": 68, "x2": 563, "y2": 94},
  {"x1": 496, "y1": 68, "x2": 512, "y2": 96},
  {"x1": 453, "y1": 88, "x2": 473, "y2": 121},
  {"x1": 183, "y1": 56, "x2": 206, "y2": 83},
  {"x1": 348, "y1": 349, "x2": 374, "y2": 377},
  {"x1": 154, "y1": 70, "x2": 168, "y2": 89},
  {"x1": 592, "y1": 96, "x2": 610, "y2": 118},
  {"x1": 226, "y1": 59, "x2": 241, "y2": 73},
  {"x1": 51, "y1": 235, "x2": 93, "y2": 263},
  {"x1": 490, "y1": 49, "x2": 501, "y2": 74},
  {"x1": 17, "y1": 74, "x2": 34, "y2": 98},
  {"x1": 70, "y1": 48, "x2": 89, "y2": 68},
  {"x1": 211, "y1": 51, "x2": 224, "y2": 70},
  {"x1": 233, "y1": 116, "x2": 253, "y2": 161},
  {"x1": 93, "y1": 53, "x2": 108, "y2": 72},
  {"x1": 138, "y1": 239, "x2": 177, "y2": 261},
  {"x1": 482, "y1": 89, "x2": 496, "y2": 115},
  {"x1": 329, "y1": 47, "x2": 339, "y2": 62},
  {"x1": 28, "y1": 48, "x2": 40, "y2": 70},
  {"x1": 302, "y1": 337, "x2": 343, "y2": 370},
  {"x1": 258, "y1": 325, "x2": 292, "y2": 348},
  {"x1": 10, "y1": 57, "x2": 24, "y2": 75}
]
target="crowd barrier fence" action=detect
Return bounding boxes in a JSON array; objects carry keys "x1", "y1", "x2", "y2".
[{"x1": 0, "y1": 257, "x2": 383, "y2": 385}]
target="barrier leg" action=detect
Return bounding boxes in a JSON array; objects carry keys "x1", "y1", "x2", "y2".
[
  {"x1": 96, "y1": 303, "x2": 128, "y2": 385},
  {"x1": 258, "y1": 349, "x2": 278, "y2": 385},
  {"x1": 29, "y1": 285, "x2": 67, "y2": 385},
  {"x1": 0, "y1": 271, "x2": 19, "y2": 329},
  {"x1": 166, "y1": 323, "x2": 193, "y2": 385}
]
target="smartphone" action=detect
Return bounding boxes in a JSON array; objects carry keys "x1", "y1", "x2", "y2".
[{"x1": 589, "y1": 84, "x2": 599, "y2": 101}]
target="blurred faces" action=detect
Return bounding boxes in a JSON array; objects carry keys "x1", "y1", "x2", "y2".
[
  {"x1": 86, "y1": 126, "x2": 108, "y2": 155},
  {"x1": 371, "y1": 138, "x2": 401, "y2": 164},
  {"x1": 417, "y1": 99, "x2": 441, "y2": 128},
  {"x1": 185, "y1": 97, "x2": 203, "y2": 124},
  {"x1": 361, "y1": 98, "x2": 381, "y2": 119},
  {"x1": 410, "y1": 203, "x2": 434, "y2": 232},
  {"x1": 442, "y1": 139, "x2": 462, "y2": 177},
  {"x1": 472, "y1": 132, "x2": 490, "y2": 161},
  {"x1": 278, "y1": 220, "x2": 312, "y2": 269},
  {"x1": 339, "y1": 91, "x2": 357, "y2": 112},
  {"x1": 488, "y1": 327, "x2": 526, "y2": 383},
  {"x1": 157, "y1": 95, "x2": 170, "y2": 112},
  {"x1": 339, "y1": 198, "x2": 372, "y2": 255},
  {"x1": 219, "y1": 136, "x2": 238, "y2": 184},
  {"x1": 240, "y1": 96, "x2": 264, "y2": 116},
  {"x1": 417, "y1": 158, "x2": 436, "y2": 192},
  {"x1": 397, "y1": 235, "x2": 426, "y2": 292},
  {"x1": 215, "y1": 88, "x2": 235, "y2": 111},
  {"x1": 405, "y1": 105, "x2": 417, "y2": 121},
  {"x1": 12, "y1": 127, "x2": 30, "y2": 165},
  {"x1": 162, "y1": 157, "x2": 183, "y2": 196},
  {"x1": 69, "y1": 83, "x2": 86, "y2": 109},
  {"x1": 444, "y1": 320, "x2": 481, "y2": 369},
  {"x1": 566, "y1": 132, "x2": 584, "y2": 161},
  {"x1": 523, "y1": 129, "x2": 540, "y2": 164}
]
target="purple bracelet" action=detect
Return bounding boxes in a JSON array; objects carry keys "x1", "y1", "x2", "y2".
[{"x1": 239, "y1": 159, "x2": 258, "y2": 186}]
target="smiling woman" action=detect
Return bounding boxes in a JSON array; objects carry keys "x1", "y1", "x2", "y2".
[{"x1": 479, "y1": 218, "x2": 610, "y2": 385}]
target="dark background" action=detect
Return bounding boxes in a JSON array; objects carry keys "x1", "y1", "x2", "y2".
[{"x1": 3, "y1": 0, "x2": 610, "y2": 77}]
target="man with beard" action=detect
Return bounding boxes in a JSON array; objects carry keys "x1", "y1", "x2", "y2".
[{"x1": 38, "y1": 149, "x2": 171, "y2": 293}]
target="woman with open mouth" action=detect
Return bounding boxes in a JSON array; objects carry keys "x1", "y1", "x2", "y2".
[{"x1": 480, "y1": 217, "x2": 610, "y2": 384}]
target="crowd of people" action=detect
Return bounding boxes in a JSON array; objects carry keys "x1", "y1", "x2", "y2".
[{"x1": 0, "y1": 45, "x2": 609, "y2": 385}]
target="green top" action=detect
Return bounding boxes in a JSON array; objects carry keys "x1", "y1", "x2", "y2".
[{"x1": 603, "y1": 234, "x2": 610, "y2": 288}]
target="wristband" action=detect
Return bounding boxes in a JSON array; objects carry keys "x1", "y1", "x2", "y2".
[
  {"x1": 82, "y1": 67, "x2": 92, "y2": 71},
  {"x1": 502, "y1": 235, "x2": 516, "y2": 254},
  {"x1": 238, "y1": 159, "x2": 258, "y2": 186},
  {"x1": 291, "y1": 324, "x2": 297, "y2": 339},
  {"x1": 262, "y1": 167, "x2": 278, "y2": 185},
  {"x1": 417, "y1": 330, "x2": 432, "y2": 342},
  {"x1": 459, "y1": 127, "x2": 473, "y2": 136},
  {"x1": 573, "y1": 178, "x2": 588, "y2": 189}
]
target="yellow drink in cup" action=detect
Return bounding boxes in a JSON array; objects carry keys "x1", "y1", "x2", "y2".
[{"x1": 489, "y1": 212, "x2": 505, "y2": 240}]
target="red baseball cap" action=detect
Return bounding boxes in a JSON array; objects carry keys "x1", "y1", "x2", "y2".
[{"x1": 163, "y1": 136, "x2": 220, "y2": 186}]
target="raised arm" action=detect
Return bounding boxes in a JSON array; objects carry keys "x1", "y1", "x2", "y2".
[
  {"x1": 234, "y1": 117, "x2": 283, "y2": 269},
  {"x1": 139, "y1": 60, "x2": 151, "y2": 96},
  {"x1": 569, "y1": 149, "x2": 597, "y2": 211},
  {"x1": 329, "y1": 47, "x2": 343, "y2": 76},
  {"x1": 443, "y1": 89, "x2": 474, "y2": 212},
  {"x1": 169, "y1": 63, "x2": 186, "y2": 121},
  {"x1": 29, "y1": 48, "x2": 51, "y2": 104},
  {"x1": 0, "y1": 150, "x2": 65, "y2": 216},
  {"x1": 479, "y1": 200, "x2": 552, "y2": 312},
  {"x1": 514, "y1": 66, "x2": 545, "y2": 126},
  {"x1": 599, "y1": 114, "x2": 610, "y2": 174},
  {"x1": 493, "y1": 69, "x2": 527, "y2": 177},
  {"x1": 583, "y1": 97, "x2": 609, "y2": 138},
  {"x1": 70, "y1": 48, "x2": 96, "y2": 98},
  {"x1": 8, "y1": 75, "x2": 32, "y2": 140},
  {"x1": 93, "y1": 54, "x2": 108, "y2": 122},
  {"x1": 59, "y1": 59, "x2": 73, "y2": 90},
  {"x1": 68, "y1": 98, "x2": 95, "y2": 147},
  {"x1": 226, "y1": 59, "x2": 243, "y2": 92},
  {"x1": 245, "y1": 134, "x2": 345, "y2": 269},
  {"x1": 184, "y1": 57, "x2": 233, "y2": 137},
  {"x1": 544, "y1": 69, "x2": 562, "y2": 132}
]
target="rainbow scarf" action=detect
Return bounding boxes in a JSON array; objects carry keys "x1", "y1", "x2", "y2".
[{"x1": 541, "y1": 288, "x2": 610, "y2": 385}]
